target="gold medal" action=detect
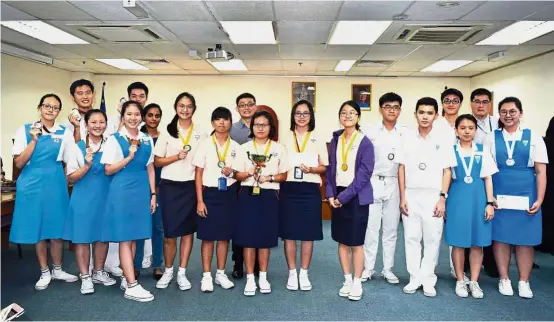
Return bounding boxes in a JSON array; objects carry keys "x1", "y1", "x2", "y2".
[
  {"x1": 340, "y1": 131, "x2": 358, "y2": 172},
  {"x1": 341, "y1": 164, "x2": 348, "y2": 171}
]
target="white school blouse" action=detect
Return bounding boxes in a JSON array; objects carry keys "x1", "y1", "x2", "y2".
[
  {"x1": 100, "y1": 127, "x2": 154, "y2": 166},
  {"x1": 484, "y1": 128, "x2": 549, "y2": 167},
  {"x1": 12, "y1": 122, "x2": 73, "y2": 164},
  {"x1": 451, "y1": 144, "x2": 498, "y2": 180},
  {"x1": 281, "y1": 130, "x2": 329, "y2": 185},
  {"x1": 192, "y1": 136, "x2": 240, "y2": 187},
  {"x1": 66, "y1": 137, "x2": 107, "y2": 175}
]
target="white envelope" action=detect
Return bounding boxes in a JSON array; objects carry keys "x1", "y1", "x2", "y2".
[
  {"x1": 496, "y1": 195, "x2": 530, "y2": 210},
  {"x1": 290, "y1": 152, "x2": 318, "y2": 167}
]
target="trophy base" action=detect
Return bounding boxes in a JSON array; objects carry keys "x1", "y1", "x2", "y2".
[{"x1": 250, "y1": 186, "x2": 261, "y2": 196}]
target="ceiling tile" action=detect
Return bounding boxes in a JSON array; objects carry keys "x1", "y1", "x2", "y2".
[
  {"x1": 244, "y1": 60, "x2": 282, "y2": 71},
  {"x1": 142, "y1": 1, "x2": 214, "y2": 21},
  {"x1": 279, "y1": 44, "x2": 327, "y2": 60},
  {"x1": 21, "y1": 43, "x2": 84, "y2": 58},
  {"x1": 324, "y1": 45, "x2": 369, "y2": 60},
  {"x1": 405, "y1": 45, "x2": 467, "y2": 60},
  {"x1": 97, "y1": 43, "x2": 161, "y2": 59},
  {"x1": 455, "y1": 60, "x2": 512, "y2": 72},
  {"x1": 362, "y1": 44, "x2": 419, "y2": 60},
  {"x1": 274, "y1": 1, "x2": 342, "y2": 21},
  {"x1": 69, "y1": 1, "x2": 147, "y2": 21},
  {"x1": 347, "y1": 70, "x2": 381, "y2": 76},
  {"x1": 51, "y1": 59, "x2": 92, "y2": 72},
  {"x1": 4, "y1": 1, "x2": 96, "y2": 21},
  {"x1": 187, "y1": 70, "x2": 221, "y2": 75},
  {"x1": 444, "y1": 71, "x2": 479, "y2": 77},
  {"x1": 526, "y1": 3, "x2": 554, "y2": 20},
  {"x1": 206, "y1": 1, "x2": 273, "y2": 21},
  {"x1": 526, "y1": 32, "x2": 554, "y2": 46},
  {"x1": 163, "y1": 21, "x2": 229, "y2": 44},
  {"x1": 234, "y1": 45, "x2": 281, "y2": 59},
  {"x1": 316, "y1": 60, "x2": 339, "y2": 71},
  {"x1": 0, "y1": 26, "x2": 46, "y2": 45},
  {"x1": 56, "y1": 44, "x2": 118, "y2": 59},
  {"x1": 61, "y1": 58, "x2": 118, "y2": 70},
  {"x1": 386, "y1": 59, "x2": 437, "y2": 72},
  {"x1": 443, "y1": 45, "x2": 510, "y2": 60},
  {"x1": 461, "y1": 1, "x2": 554, "y2": 21},
  {"x1": 404, "y1": 1, "x2": 485, "y2": 21},
  {"x1": 277, "y1": 21, "x2": 333, "y2": 44},
  {"x1": 378, "y1": 71, "x2": 414, "y2": 76},
  {"x1": 338, "y1": 1, "x2": 412, "y2": 20},
  {"x1": 132, "y1": 61, "x2": 183, "y2": 71},
  {"x1": 315, "y1": 71, "x2": 348, "y2": 76},
  {"x1": 142, "y1": 43, "x2": 191, "y2": 59},
  {"x1": 350, "y1": 65, "x2": 388, "y2": 73},
  {"x1": 1, "y1": 2, "x2": 37, "y2": 20},
  {"x1": 171, "y1": 59, "x2": 215, "y2": 70},
  {"x1": 282, "y1": 60, "x2": 317, "y2": 71},
  {"x1": 410, "y1": 72, "x2": 446, "y2": 77},
  {"x1": 503, "y1": 45, "x2": 554, "y2": 61}
]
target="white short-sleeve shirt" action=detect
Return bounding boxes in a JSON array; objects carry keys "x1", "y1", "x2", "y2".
[
  {"x1": 474, "y1": 114, "x2": 499, "y2": 145},
  {"x1": 233, "y1": 140, "x2": 292, "y2": 190},
  {"x1": 396, "y1": 128, "x2": 457, "y2": 190},
  {"x1": 451, "y1": 143, "x2": 499, "y2": 180},
  {"x1": 12, "y1": 123, "x2": 73, "y2": 164},
  {"x1": 153, "y1": 124, "x2": 208, "y2": 182},
  {"x1": 100, "y1": 127, "x2": 154, "y2": 166},
  {"x1": 362, "y1": 123, "x2": 408, "y2": 177},
  {"x1": 66, "y1": 137, "x2": 107, "y2": 175},
  {"x1": 432, "y1": 116, "x2": 457, "y2": 145},
  {"x1": 484, "y1": 128, "x2": 549, "y2": 167},
  {"x1": 335, "y1": 131, "x2": 364, "y2": 187},
  {"x1": 281, "y1": 130, "x2": 329, "y2": 185},
  {"x1": 64, "y1": 113, "x2": 119, "y2": 142},
  {"x1": 192, "y1": 136, "x2": 240, "y2": 187}
]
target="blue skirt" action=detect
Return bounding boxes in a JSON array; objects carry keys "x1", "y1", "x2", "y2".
[
  {"x1": 234, "y1": 187, "x2": 279, "y2": 248},
  {"x1": 331, "y1": 187, "x2": 369, "y2": 247},
  {"x1": 279, "y1": 182, "x2": 323, "y2": 241},
  {"x1": 197, "y1": 183, "x2": 237, "y2": 241},
  {"x1": 159, "y1": 179, "x2": 197, "y2": 238}
]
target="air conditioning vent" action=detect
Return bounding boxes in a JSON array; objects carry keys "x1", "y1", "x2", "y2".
[
  {"x1": 75, "y1": 25, "x2": 165, "y2": 43},
  {"x1": 357, "y1": 60, "x2": 395, "y2": 67},
  {"x1": 392, "y1": 25, "x2": 487, "y2": 44},
  {"x1": 136, "y1": 59, "x2": 170, "y2": 64}
]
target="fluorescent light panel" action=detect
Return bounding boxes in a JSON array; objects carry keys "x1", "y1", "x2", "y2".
[
  {"x1": 209, "y1": 59, "x2": 248, "y2": 71},
  {"x1": 1, "y1": 43, "x2": 54, "y2": 65},
  {"x1": 329, "y1": 21, "x2": 392, "y2": 45},
  {"x1": 220, "y1": 21, "x2": 276, "y2": 44},
  {"x1": 421, "y1": 60, "x2": 473, "y2": 72},
  {"x1": 334, "y1": 60, "x2": 356, "y2": 72},
  {"x1": 477, "y1": 21, "x2": 554, "y2": 45},
  {"x1": 96, "y1": 59, "x2": 149, "y2": 70},
  {"x1": 1, "y1": 21, "x2": 89, "y2": 44}
]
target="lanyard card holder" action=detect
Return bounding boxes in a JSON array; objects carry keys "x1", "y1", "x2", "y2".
[
  {"x1": 218, "y1": 177, "x2": 227, "y2": 191},
  {"x1": 294, "y1": 167, "x2": 304, "y2": 179}
]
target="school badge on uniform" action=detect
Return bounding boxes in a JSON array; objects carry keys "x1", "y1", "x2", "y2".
[
  {"x1": 435, "y1": 145, "x2": 440, "y2": 151},
  {"x1": 194, "y1": 133, "x2": 201, "y2": 140},
  {"x1": 53, "y1": 137, "x2": 60, "y2": 143},
  {"x1": 522, "y1": 140, "x2": 529, "y2": 146},
  {"x1": 143, "y1": 139, "x2": 150, "y2": 146},
  {"x1": 310, "y1": 137, "x2": 316, "y2": 143},
  {"x1": 475, "y1": 155, "x2": 482, "y2": 163},
  {"x1": 231, "y1": 150, "x2": 236, "y2": 158}
]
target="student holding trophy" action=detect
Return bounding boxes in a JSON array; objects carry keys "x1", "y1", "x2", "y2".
[
  {"x1": 233, "y1": 110, "x2": 291, "y2": 297},
  {"x1": 279, "y1": 99, "x2": 328, "y2": 292},
  {"x1": 193, "y1": 107, "x2": 239, "y2": 293}
]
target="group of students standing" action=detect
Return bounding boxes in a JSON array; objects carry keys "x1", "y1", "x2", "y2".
[{"x1": 8, "y1": 79, "x2": 547, "y2": 303}]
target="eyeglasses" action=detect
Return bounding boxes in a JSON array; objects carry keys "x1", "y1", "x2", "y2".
[
  {"x1": 238, "y1": 102, "x2": 256, "y2": 109},
  {"x1": 442, "y1": 99, "x2": 461, "y2": 105},
  {"x1": 339, "y1": 111, "x2": 358, "y2": 118},
  {"x1": 472, "y1": 99, "x2": 490, "y2": 105},
  {"x1": 253, "y1": 123, "x2": 269, "y2": 129},
  {"x1": 294, "y1": 112, "x2": 310, "y2": 118},
  {"x1": 381, "y1": 105, "x2": 401, "y2": 111},
  {"x1": 499, "y1": 109, "x2": 519, "y2": 117},
  {"x1": 177, "y1": 104, "x2": 194, "y2": 111},
  {"x1": 41, "y1": 104, "x2": 60, "y2": 112}
]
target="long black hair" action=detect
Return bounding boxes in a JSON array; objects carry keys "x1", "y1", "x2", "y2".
[
  {"x1": 290, "y1": 99, "x2": 315, "y2": 132},
  {"x1": 140, "y1": 103, "x2": 162, "y2": 133},
  {"x1": 167, "y1": 92, "x2": 196, "y2": 138},
  {"x1": 84, "y1": 109, "x2": 107, "y2": 124},
  {"x1": 497, "y1": 97, "x2": 522, "y2": 129},
  {"x1": 210, "y1": 106, "x2": 233, "y2": 135},
  {"x1": 248, "y1": 110, "x2": 277, "y2": 141},
  {"x1": 339, "y1": 100, "x2": 361, "y2": 131},
  {"x1": 37, "y1": 93, "x2": 62, "y2": 111}
]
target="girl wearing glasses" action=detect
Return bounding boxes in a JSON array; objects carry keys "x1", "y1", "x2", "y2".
[
  {"x1": 484, "y1": 97, "x2": 548, "y2": 299},
  {"x1": 101, "y1": 101, "x2": 156, "y2": 302},
  {"x1": 153, "y1": 92, "x2": 207, "y2": 291},
  {"x1": 233, "y1": 110, "x2": 291, "y2": 296},
  {"x1": 64, "y1": 109, "x2": 116, "y2": 295},
  {"x1": 326, "y1": 101, "x2": 375, "y2": 301},
  {"x1": 10, "y1": 94, "x2": 78, "y2": 290},
  {"x1": 192, "y1": 107, "x2": 239, "y2": 293},
  {"x1": 280, "y1": 100, "x2": 328, "y2": 292}
]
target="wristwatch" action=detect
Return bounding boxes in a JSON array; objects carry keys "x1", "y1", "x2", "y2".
[
  {"x1": 440, "y1": 192, "x2": 448, "y2": 199},
  {"x1": 486, "y1": 201, "x2": 495, "y2": 206},
  {"x1": 270, "y1": 175, "x2": 275, "y2": 183}
]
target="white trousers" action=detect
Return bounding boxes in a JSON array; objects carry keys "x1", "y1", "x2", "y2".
[
  {"x1": 364, "y1": 176, "x2": 400, "y2": 271},
  {"x1": 403, "y1": 188, "x2": 444, "y2": 287}
]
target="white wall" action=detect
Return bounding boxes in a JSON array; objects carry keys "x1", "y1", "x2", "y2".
[{"x1": 470, "y1": 51, "x2": 554, "y2": 135}]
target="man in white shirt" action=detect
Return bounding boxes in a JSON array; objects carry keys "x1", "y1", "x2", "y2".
[
  {"x1": 471, "y1": 88, "x2": 499, "y2": 145},
  {"x1": 361, "y1": 92, "x2": 407, "y2": 284},
  {"x1": 396, "y1": 97, "x2": 456, "y2": 297},
  {"x1": 433, "y1": 88, "x2": 463, "y2": 145}
]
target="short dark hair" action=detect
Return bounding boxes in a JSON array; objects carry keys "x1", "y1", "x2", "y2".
[
  {"x1": 167, "y1": 92, "x2": 196, "y2": 138},
  {"x1": 339, "y1": 100, "x2": 361, "y2": 131},
  {"x1": 497, "y1": 97, "x2": 523, "y2": 129},
  {"x1": 441, "y1": 88, "x2": 463, "y2": 103},
  {"x1": 236, "y1": 93, "x2": 256, "y2": 106},
  {"x1": 249, "y1": 110, "x2": 277, "y2": 141},
  {"x1": 127, "y1": 82, "x2": 149, "y2": 97},
  {"x1": 140, "y1": 103, "x2": 162, "y2": 133},
  {"x1": 37, "y1": 93, "x2": 62, "y2": 111},
  {"x1": 415, "y1": 97, "x2": 438, "y2": 113},
  {"x1": 210, "y1": 106, "x2": 233, "y2": 136},
  {"x1": 84, "y1": 109, "x2": 107, "y2": 124},
  {"x1": 70, "y1": 79, "x2": 94, "y2": 96},
  {"x1": 455, "y1": 114, "x2": 478, "y2": 129},
  {"x1": 379, "y1": 92, "x2": 402, "y2": 107},
  {"x1": 290, "y1": 99, "x2": 315, "y2": 132},
  {"x1": 470, "y1": 88, "x2": 492, "y2": 102}
]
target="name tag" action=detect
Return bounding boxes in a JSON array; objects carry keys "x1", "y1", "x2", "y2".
[{"x1": 218, "y1": 177, "x2": 227, "y2": 191}]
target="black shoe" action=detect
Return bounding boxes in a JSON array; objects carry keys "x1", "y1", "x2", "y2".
[
  {"x1": 485, "y1": 268, "x2": 499, "y2": 278},
  {"x1": 153, "y1": 268, "x2": 163, "y2": 281},
  {"x1": 134, "y1": 269, "x2": 141, "y2": 279},
  {"x1": 232, "y1": 268, "x2": 244, "y2": 279},
  {"x1": 533, "y1": 262, "x2": 540, "y2": 269}
]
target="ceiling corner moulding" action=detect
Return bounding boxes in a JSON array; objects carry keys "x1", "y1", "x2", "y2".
[
  {"x1": 208, "y1": 59, "x2": 248, "y2": 71},
  {"x1": 421, "y1": 60, "x2": 473, "y2": 72},
  {"x1": 335, "y1": 60, "x2": 356, "y2": 72},
  {"x1": 96, "y1": 59, "x2": 149, "y2": 70},
  {"x1": 329, "y1": 21, "x2": 392, "y2": 45},
  {"x1": 220, "y1": 21, "x2": 276, "y2": 44},
  {"x1": 1, "y1": 21, "x2": 89, "y2": 45},
  {"x1": 477, "y1": 21, "x2": 554, "y2": 45}
]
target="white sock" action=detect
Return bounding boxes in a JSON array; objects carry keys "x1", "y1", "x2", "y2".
[
  {"x1": 40, "y1": 268, "x2": 50, "y2": 276},
  {"x1": 300, "y1": 268, "x2": 308, "y2": 276},
  {"x1": 165, "y1": 267, "x2": 174, "y2": 273},
  {"x1": 216, "y1": 269, "x2": 225, "y2": 275},
  {"x1": 246, "y1": 273, "x2": 255, "y2": 280},
  {"x1": 203, "y1": 272, "x2": 212, "y2": 278},
  {"x1": 178, "y1": 267, "x2": 186, "y2": 275},
  {"x1": 345, "y1": 274, "x2": 353, "y2": 283},
  {"x1": 353, "y1": 277, "x2": 362, "y2": 285},
  {"x1": 259, "y1": 271, "x2": 267, "y2": 279},
  {"x1": 289, "y1": 269, "x2": 297, "y2": 276}
]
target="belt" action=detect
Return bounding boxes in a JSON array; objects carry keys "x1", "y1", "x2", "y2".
[{"x1": 374, "y1": 175, "x2": 397, "y2": 180}]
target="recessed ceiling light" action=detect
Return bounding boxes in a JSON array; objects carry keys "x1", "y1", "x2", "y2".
[
  {"x1": 477, "y1": 21, "x2": 554, "y2": 45},
  {"x1": 1, "y1": 20, "x2": 89, "y2": 44},
  {"x1": 421, "y1": 60, "x2": 473, "y2": 72},
  {"x1": 96, "y1": 59, "x2": 149, "y2": 70},
  {"x1": 436, "y1": 1, "x2": 460, "y2": 8},
  {"x1": 220, "y1": 21, "x2": 276, "y2": 44},
  {"x1": 208, "y1": 59, "x2": 248, "y2": 71},
  {"x1": 329, "y1": 21, "x2": 392, "y2": 45},
  {"x1": 334, "y1": 60, "x2": 356, "y2": 72}
]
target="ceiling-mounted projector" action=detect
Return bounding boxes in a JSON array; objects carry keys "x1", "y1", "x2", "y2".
[{"x1": 206, "y1": 44, "x2": 229, "y2": 62}]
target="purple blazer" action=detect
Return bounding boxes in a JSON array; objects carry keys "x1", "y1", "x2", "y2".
[{"x1": 325, "y1": 129, "x2": 375, "y2": 206}]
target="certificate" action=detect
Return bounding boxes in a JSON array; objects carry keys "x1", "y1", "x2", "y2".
[
  {"x1": 496, "y1": 195, "x2": 530, "y2": 210},
  {"x1": 290, "y1": 152, "x2": 318, "y2": 167}
]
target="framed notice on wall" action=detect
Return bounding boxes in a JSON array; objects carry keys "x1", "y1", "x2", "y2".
[
  {"x1": 351, "y1": 84, "x2": 372, "y2": 111},
  {"x1": 292, "y1": 82, "x2": 316, "y2": 110}
]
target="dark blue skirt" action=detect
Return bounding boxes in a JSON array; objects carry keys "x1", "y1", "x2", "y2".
[
  {"x1": 234, "y1": 187, "x2": 279, "y2": 248},
  {"x1": 331, "y1": 187, "x2": 369, "y2": 246},
  {"x1": 159, "y1": 179, "x2": 197, "y2": 238},
  {"x1": 279, "y1": 182, "x2": 323, "y2": 241},
  {"x1": 197, "y1": 183, "x2": 237, "y2": 241}
]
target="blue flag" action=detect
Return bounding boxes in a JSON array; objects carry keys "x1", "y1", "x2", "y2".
[{"x1": 100, "y1": 82, "x2": 106, "y2": 113}]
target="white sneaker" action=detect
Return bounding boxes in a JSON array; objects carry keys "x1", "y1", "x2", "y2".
[
  {"x1": 518, "y1": 281, "x2": 533, "y2": 299},
  {"x1": 348, "y1": 282, "x2": 363, "y2": 301},
  {"x1": 104, "y1": 265, "x2": 123, "y2": 277},
  {"x1": 287, "y1": 273, "x2": 298, "y2": 291},
  {"x1": 124, "y1": 284, "x2": 154, "y2": 302},
  {"x1": 51, "y1": 268, "x2": 79, "y2": 283},
  {"x1": 200, "y1": 276, "x2": 214, "y2": 292},
  {"x1": 35, "y1": 272, "x2": 52, "y2": 290},
  {"x1": 80, "y1": 275, "x2": 94, "y2": 295},
  {"x1": 361, "y1": 269, "x2": 375, "y2": 282},
  {"x1": 120, "y1": 277, "x2": 127, "y2": 290},
  {"x1": 469, "y1": 281, "x2": 484, "y2": 299},
  {"x1": 499, "y1": 278, "x2": 514, "y2": 296},
  {"x1": 299, "y1": 272, "x2": 312, "y2": 291},
  {"x1": 451, "y1": 268, "x2": 470, "y2": 283},
  {"x1": 455, "y1": 280, "x2": 468, "y2": 298},
  {"x1": 259, "y1": 277, "x2": 271, "y2": 294},
  {"x1": 92, "y1": 270, "x2": 116, "y2": 286},
  {"x1": 142, "y1": 256, "x2": 152, "y2": 269},
  {"x1": 177, "y1": 272, "x2": 191, "y2": 291},
  {"x1": 381, "y1": 269, "x2": 400, "y2": 284},
  {"x1": 215, "y1": 273, "x2": 234, "y2": 289},
  {"x1": 244, "y1": 277, "x2": 257, "y2": 296},
  {"x1": 403, "y1": 281, "x2": 421, "y2": 294},
  {"x1": 339, "y1": 280, "x2": 352, "y2": 297},
  {"x1": 423, "y1": 285, "x2": 437, "y2": 297},
  {"x1": 156, "y1": 270, "x2": 174, "y2": 289}
]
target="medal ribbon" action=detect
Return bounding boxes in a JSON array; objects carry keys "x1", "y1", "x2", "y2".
[
  {"x1": 341, "y1": 131, "x2": 359, "y2": 168},
  {"x1": 179, "y1": 123, "x2": 194, "y2": 147},
  {"x1": 293, "y1": 131, "x2": 311, "y2": 153},
  {"x1": 86, "y1": 134, "x2": 104, "y2": 154},
  {"x1": 457, "y1": 143, "x2": 475, "y2": 179},
  {"x1": 253, "y1": 139, "x2": 272, "y2": 157},
  {"x1": 504, "y1": 133, "x2": 517, "y2": 161},
  {"x1": 212, "y1": 134, "x2": 230, "y2": 163}
]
